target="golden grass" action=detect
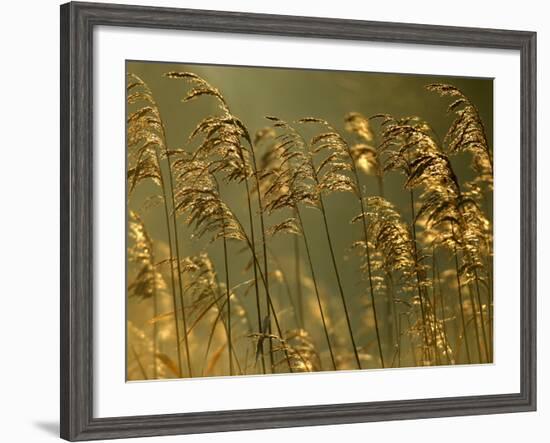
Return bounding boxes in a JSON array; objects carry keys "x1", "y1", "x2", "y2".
[{"x1": 126, "y1": 70, "x2": 493, "y2": 380}]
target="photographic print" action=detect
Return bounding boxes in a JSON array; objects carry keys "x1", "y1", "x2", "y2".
[{"x1": 126, "y1": 61, "x2": 494, "y2": 380}]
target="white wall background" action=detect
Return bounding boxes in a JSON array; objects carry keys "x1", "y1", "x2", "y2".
[{"x1": 0, "y1": 0, "x2": 546, "y2": 441}]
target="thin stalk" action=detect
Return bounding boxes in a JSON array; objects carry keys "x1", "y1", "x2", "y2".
[
  {"x1": 232, "y1": 216, "x2": 293, "y2": 373},
  {"x1": 318, "y1": 195, "x2": 362, "y2": 369},
  {"x1": 451, "y1": 223, "x2": 472, "y2": 364},
  {"x1": 386, "y1": 274, "x2": 400, "y2": 367},
  {"x1": 455, "y1": 202, "x2": 489, "y2": 361},
  {"x1": 472, "y1": 268, "x2": 490, "y2": 362},
  {"x1": 466, "y1": 282, "x2": 484, "y2": 363},
  {"x1": 254, "y1": 269, "x2": 293, "y2": 373},
  {"x1": 151, "y1": 148, "x2": 183, "y2": 378},
  {"x1": 226, "y1": 135, "x2": 267, "y2": 374},
  {"x1": 212, "y1": 175, "x2": 261, "y2": 375},
  {"x1": 457, "y1": 282, "x2": 474, "y2": 363},
  {"x1": 216, "y1": 107, "x2": 272, "y2": 374},
  {"x1": 293, "y1": 208, "x2": 305, "y2": 329},
  {"x1": 433, "y1": 250, "x2": 452, "y2": 364},
  {"x1": 409, "y1": 189, "x2": 431, "y2": 365},
  {"x1": 243, "y1": 177, "x2": 267, "y2": 374},
  {"x1": 296, "y1": 126, "x2": 361, "y2": 369},
  {"x1": 245, "y1": 135, "x2": 275, "y2": 373},
  {"x1": 203, "y1": 297, "x2": 243, "y2": 376},
  {"x1": 384, "y1": 278, "x2": 394, "y2": 352},
  {"x1": 268, "y1": 248, "x2": 301, "y2": 329},
  {"x1": 449, "y1": 217, "x2": 483, "y2": 364},
  {"x1": 447, "y1": 152, "x2": 490, "y2": 362},
  {"x1": 185, "y1": 94, "x2": 269, "y2": 373},
  {"x1": 159, "y1": 128, "x2": 193, "y2": 378},
  {"x1": 131, "y1": 345, "x2": 148, "y2": 380},
  {"x1": 182, "y1": 118, "x2": 269, "y2": 375},
  {"x1": 266, "y1": 315, "x2": 274, "y2": 373},
  {"x1": 152, "y1": 281, "x2": 159, "y2": 379},
  {"x1": 295, "y1": 209, "x2": 337, "y2": 370},
  {"x1": 348, "y1": 158, "x2": 384, "y2": 368},
  {"x1": 426, "y1": 249, "x2": 440, "y2": 365},
  {"x1": 209, "y1": 182, "x2": 292, "y2": 373},
  {"x1": 389, "y1": 347, "x2": 399, "y2": 368},
  {"x1": 201, "y1": 305, "x2": 224, "y2": 376},
  {"x1": 127, "y1": 78, "x2": 182, "y2": 376},
  {"x1": 148, "y1": 232, "x2": 159, "y2": 379},
  {"x1": 406, "y1": 314, "x2": 418, "y2": 366},
  {"x1": 261, "y1": 288, "x2": 293, "y2": 373},
  {"x1": 428, "y1": 287, "x2": 441, "y2": 366},
  {"x1": 212, "y1": 271, "x2": 245, "y2": 375},
  {"x1": 222, "y1": 232, "x2": 233, "y2": 375},
  {"x1": 481, "y1": 195, "x2": 494, "y2": 357},
  {"x1": 397, "y1": 314, "x2": 402, "y2": 367},
  {"x1": 486, "y1": 255, "x2": 494, "y2": 360},
  {"x1": 204, "y1": 152, "x2": 266, "y2": 374}
]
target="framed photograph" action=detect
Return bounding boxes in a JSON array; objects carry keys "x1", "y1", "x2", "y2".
[{"x1": 60, "y1": 1, "x2": 536, "y2": 440}]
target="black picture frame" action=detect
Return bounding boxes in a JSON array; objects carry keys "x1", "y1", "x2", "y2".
[{"x1": 60, "y1": 2, "x2": 537, "y2": 441}]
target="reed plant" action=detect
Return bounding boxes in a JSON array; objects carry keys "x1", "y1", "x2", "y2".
[{"x1": 126, "y1": 71, "x2": 493, "y2": 379}]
